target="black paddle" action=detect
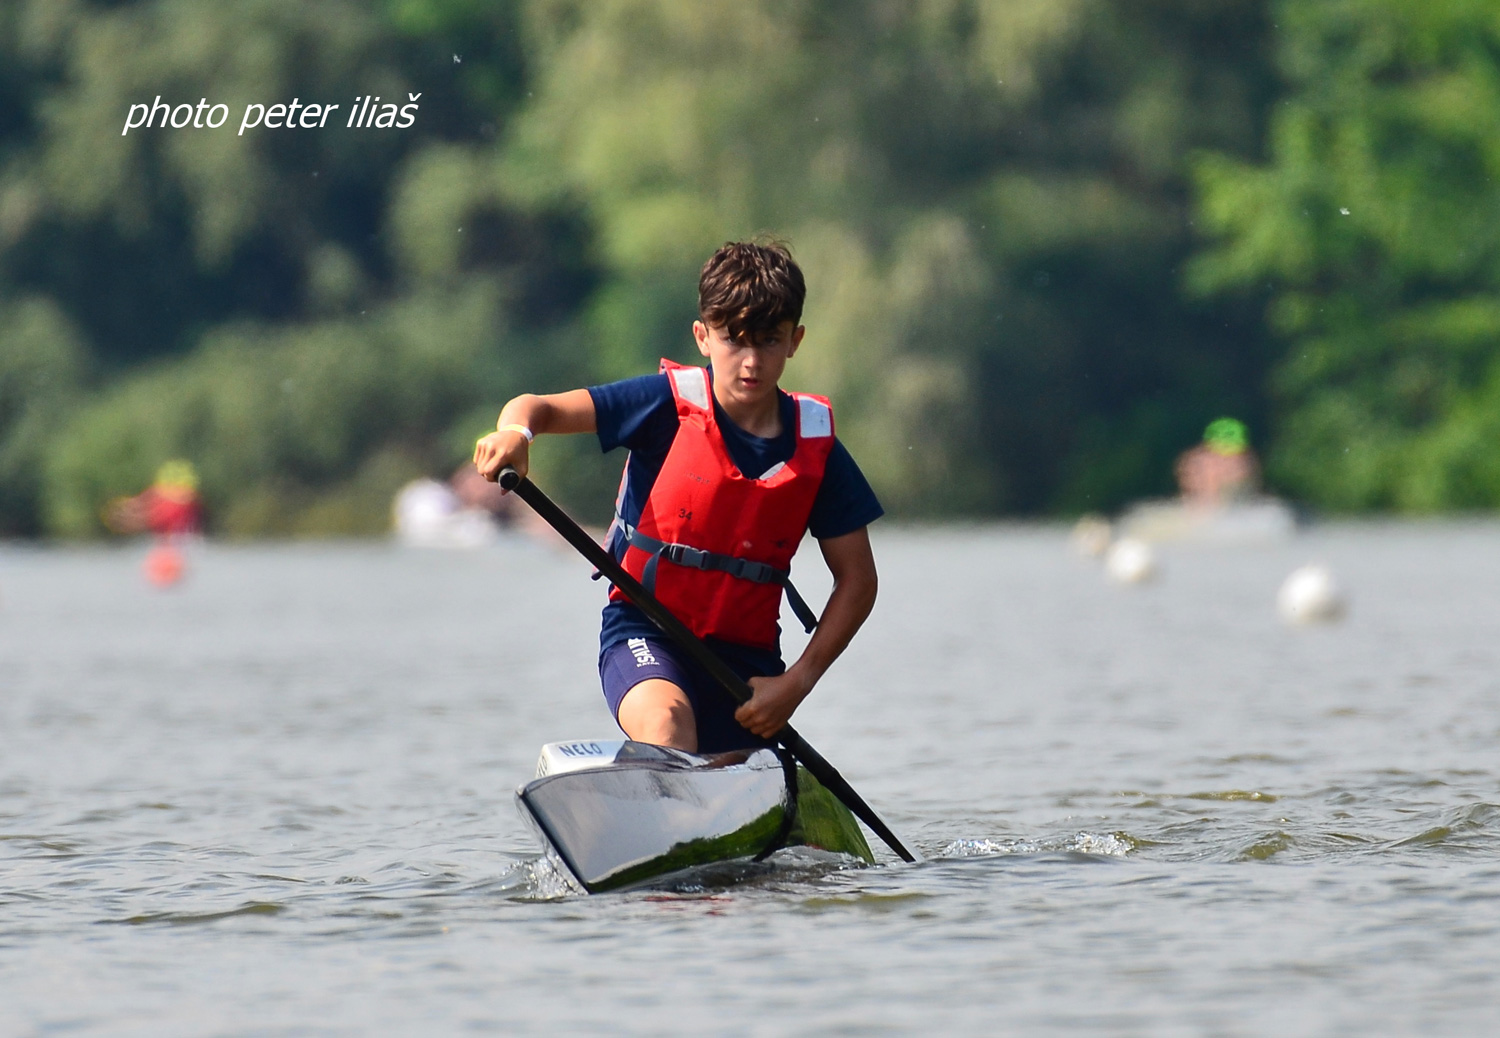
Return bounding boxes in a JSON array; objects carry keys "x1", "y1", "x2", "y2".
[{"x1": 498, "y1": 466, "x2": 920, "y2": 863}]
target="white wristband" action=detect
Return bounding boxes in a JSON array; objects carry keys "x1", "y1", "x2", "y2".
[{"x1": 498, "y1": 424, "x2": 534, "y2": 443}]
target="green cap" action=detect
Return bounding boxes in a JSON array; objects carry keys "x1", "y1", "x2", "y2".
[{"x1": 1203, "y1": 418, "x2": 1248, "y2": 455}]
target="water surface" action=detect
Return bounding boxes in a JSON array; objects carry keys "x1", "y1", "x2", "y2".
[{"x1": 2, "y1": 523, "x2": 1498, "y2": 1034}]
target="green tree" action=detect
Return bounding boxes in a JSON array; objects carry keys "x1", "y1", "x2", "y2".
[
  {"x1": 501, "y1": 0, "x2": 1277, "y2": 514},
  {"x1": 0, "y1": 297, "x2": 86, "y2": 535},
  {"x1": 1192, "y1": 0, "x2": 1500, "y2": 511},
  {"x1": 0, "y1": 0, "x2": 600, "y2": 534},
  {"x1": 3, "y1": 0, "x2": 417, "y2": 362},
  {"x1": 1, "y1": 0, "x2": 1282, "y2": 535}
]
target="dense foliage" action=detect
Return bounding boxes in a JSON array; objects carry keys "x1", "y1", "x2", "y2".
[
  {"x1": 1, "y1": 0, "x2": 1492, "y2": 536},
  {"x1": 1192, "y1": 0, "x2": 1500, "y2": 511}
]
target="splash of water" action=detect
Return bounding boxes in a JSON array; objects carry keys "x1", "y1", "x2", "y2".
[
  {"x1": 940, "y1": 832, "x2": 1135, "y2": 858},
  {"x1": 482, "y1": 853, "x2": 584, "y2": 900}
]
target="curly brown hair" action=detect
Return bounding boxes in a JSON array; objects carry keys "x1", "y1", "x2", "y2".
[{"x1": 697, "y1": 240, "x2": 806, "y2": 345}]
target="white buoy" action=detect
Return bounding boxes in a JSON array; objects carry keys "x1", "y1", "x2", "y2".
[
  {"x1": 1277, "y1": 563, "x2": 1345, "y2": 624},
  {"x1": 1070, "y1": 515, "x2": 1113, "y2": 558},
  {"x1": 1105, "y1": 537, "x2": 1156, "y2": 584}
]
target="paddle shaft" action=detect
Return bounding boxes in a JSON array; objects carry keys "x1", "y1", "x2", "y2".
[{"x1": 498, "y1": 466, "x2": 919, "y2": 863}]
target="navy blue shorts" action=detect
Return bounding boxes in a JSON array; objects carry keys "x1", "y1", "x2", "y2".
[{"x1": 599, "y1": 636, "x2": 779, "y2": 754}]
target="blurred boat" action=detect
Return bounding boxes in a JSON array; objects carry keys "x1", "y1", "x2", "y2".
[
  {"x1": 1117, "y1": 496, "x2": 1297, "y2": 544},
  {"x1": 392, "y1": 478, "x2": 500, "y2": 548},
  {"x1": 1121, "y1": 418, "x2": 1296, "y2": 544},
  {"x1": 517, "y1": 739, "x2": 875, "y2": 894}
]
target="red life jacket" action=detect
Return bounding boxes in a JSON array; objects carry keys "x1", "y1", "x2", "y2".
[{"x1": 609, "y1": 360, "x2": 835, "y2": 650}]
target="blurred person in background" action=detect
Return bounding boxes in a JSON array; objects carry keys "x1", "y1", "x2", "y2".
[
  {"x1": 449, "y1": 461, "x2": 562, "y2": 544},
  {"x1": 103, "y1": 460, "x2": 202, "y2": 586},
  {"x1": 1175, "y1": 418, "x2": 1258, "y2": 508},
  {"x1": 104, "y1": 460, "x2": 203, "y2": 537},
  {"x1": 449, "y1": 461, "x2": 520, "y2": 523}
]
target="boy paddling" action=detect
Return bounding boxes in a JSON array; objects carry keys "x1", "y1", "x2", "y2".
[{"x1": 473, "y1": 242, "x2": 882, "y2": 753}]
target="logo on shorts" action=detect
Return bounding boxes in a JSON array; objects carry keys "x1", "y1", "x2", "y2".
[{"x1": 627, "y1": 638, "x2": 657, "y2": 668}]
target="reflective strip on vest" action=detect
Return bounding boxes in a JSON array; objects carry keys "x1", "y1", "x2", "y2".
[
  {"x1": 798, "y1": 396, "x2": 832, "y2": 438},
  {"x1": 668, "y1": 365, "x2": 711, "y2": 410}
]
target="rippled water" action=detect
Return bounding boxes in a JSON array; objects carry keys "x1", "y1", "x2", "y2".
[{"x1": 2, "y1": 523, "x2": 1498, "y2": 1035}]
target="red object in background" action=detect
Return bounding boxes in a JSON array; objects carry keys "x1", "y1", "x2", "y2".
[
  {"x1": 143, "y1": 489, "x2": 202, "y2": 535},
  {"x1": 144, "y1": 543, "x2": 186, "y2": 587}
]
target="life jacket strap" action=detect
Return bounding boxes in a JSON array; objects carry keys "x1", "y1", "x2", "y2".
[{"x1": 621, "y1": 521, "x2": 820, "y2": 633}]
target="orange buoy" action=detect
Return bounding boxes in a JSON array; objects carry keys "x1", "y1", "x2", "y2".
[{"x1": 144, "y1": 543, "x2": 185, "y2": 587}]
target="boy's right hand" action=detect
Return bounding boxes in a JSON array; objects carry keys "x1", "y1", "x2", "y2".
[{"x1": 473, "y1": 430, "x2": 529, "y2": 484}]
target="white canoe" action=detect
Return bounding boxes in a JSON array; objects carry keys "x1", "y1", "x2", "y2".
[{"x1": 517, "y1": 740, "x2": 874, "y2": 894}]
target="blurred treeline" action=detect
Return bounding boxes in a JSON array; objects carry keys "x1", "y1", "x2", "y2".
[{"x1": 0, "y1": 0, "x2": 1496, "y2": 537}]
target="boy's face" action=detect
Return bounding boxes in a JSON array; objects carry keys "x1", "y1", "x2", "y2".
[{"x1": 693, "y1": 319, "x2": 804, "y2": 412}]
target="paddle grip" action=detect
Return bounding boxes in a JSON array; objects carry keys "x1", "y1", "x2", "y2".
[{"x1": 498, "y1": 465, "x2": 522, "y2": 492}]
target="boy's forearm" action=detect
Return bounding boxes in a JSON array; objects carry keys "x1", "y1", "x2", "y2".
[
  {"x1": 736, "y1": 566, "x2": 875, "y2": 739},
  {"x1": 496, "y1": 390, "x2": 597, "y2": 436},
  {"x1": 474, "y1": 389, "x2": 596, "y2": 482},
  {"x1": 734, "y1": 530, "x2": 877, "y2": 739},
  {"x1": 786, "y1": 567, "x2": 877, "y2": 689}
]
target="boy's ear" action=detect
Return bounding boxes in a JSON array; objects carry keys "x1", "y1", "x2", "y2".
[
  {"x1": 692, "y1": 320, "x2": 711, "y2": 358},
  {"x1": 786, "y1": 325, "x2": 806, "y2": 358}
]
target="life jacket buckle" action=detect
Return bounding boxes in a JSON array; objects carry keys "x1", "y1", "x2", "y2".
[{"x1": 663, "y1": 543, "x2": 710, "y2": 570}]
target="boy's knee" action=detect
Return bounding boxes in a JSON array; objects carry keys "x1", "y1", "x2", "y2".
[{"x1": 618, "y1": 679, "x2": 697, "y2": 751}]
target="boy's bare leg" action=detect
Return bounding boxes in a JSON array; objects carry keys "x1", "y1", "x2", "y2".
[{"x1": 616, "y1": 679, "x2": 698, "y2": 752}]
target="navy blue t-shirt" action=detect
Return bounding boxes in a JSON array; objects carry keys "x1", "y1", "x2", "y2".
[{"x1": 588, "y1": 369, "x2": 883, "y2": 674}]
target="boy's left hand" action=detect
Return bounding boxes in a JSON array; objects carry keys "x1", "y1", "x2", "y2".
[{"x1": 736, "y1": 670, "x2": 813, "y2": 739}]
